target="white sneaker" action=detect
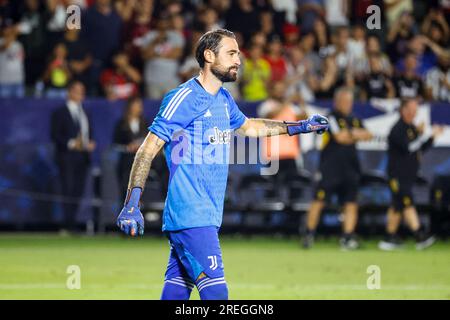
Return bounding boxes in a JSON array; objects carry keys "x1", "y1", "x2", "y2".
[{"x1": 416, "y1": 235, "x2": 436, "y2": 250}]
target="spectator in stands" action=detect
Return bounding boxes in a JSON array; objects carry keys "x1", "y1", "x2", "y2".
[
  {"x1": 42, "y1": 43, "x2": 72, "y2": 99},
  {"x1": 171, "y1": 13, "x2": 187, "y2": 40},
  {"x1": 395, "y1": 36, "x2": 437, "y2": 77},
  {"x1": 282, "y1": 24, "x2": 300, "y2": 50},
  {"x1": 311, "y1": 54, "x2": 348, "y2": 99},
  {"x1": 247, "y1": 31, "x2": 268, "y2": 52},
  {"x1": 387, "y1": 10, "x2": 416, "y2": 64},
  {"x1": 425, "y1": 55, "x2": 450, "y2": 102},
  {"x1": 285, "y1": 46, "x2": 316, "y2": 103},
  {"x1": 17, "y1": 0, "x2": 47, "y2": 87},
  {"x1": 45, "y1": 0, "x2": 68, "y2": 48},
  {"x1": 114, "y1": 0, "x2": 137, "y2": 23},
  {"x1": 384, "y1": 0, "x2": 413, "y2": 27},
  {"x1": 257, "y1": 80, "x2": 305, "y2": 183},
  {"x1": 178, "y1": 31, "x2": 202, "y2": 82},
  {"x1": 50, "y1": 80, "x2": 96, "y2": 233},
  {"x1": 348, "y1": 24, "x2": 367, "y2": 79},
  {"x1": 140, "y1": 12, "x2": 184, "y2": 99},
  {"x1": 272, "y1": 0, "x2": 298, "y2": 25},
  {"x1": 123, "y1": 0, "x2": 153, "y2": 69},
  {"x1": 324, "y1": 0, "x2": 349, "y2": 29},
  {"x1": 421, "y1": 8, "x2": 449, "y2": 46},
  {"x1": 225, "y1": 0, "x2": 261, "y2": 42},
  {"x1": 298, "y1": 0, "x2": 325, "y2": 34},
  {"x1": 303, "y1": 87, "x2": 373, "y2": 250},
  {"x1": 194, "y1": 6, "x2": 221, "y2": 32},
  {"x1": 299, "y1": 32, "x2": 321, "y2": 76},
  {"x1": 312, "y1": 18, "x2": 329, "y2": 49},
  {"x1": 379, "y1": 98, "x2": 443, "y2": 251},
  {"x1": 259, "y1": 10, "x2": 278, "y2": 39},
  {"x1": 421, "y1": 35, "x2": 450, "y2": 61},
  {"x1": 100, "y1": 51, "x2": 141, "y2": 101},
  {"x1": 113, "y1": 96, "x2": 148, "y2": 197},
  {"x1": 0, "y1": 21, "x2": 25, "y2": 98},
  {"x1": 63, "y1": 28, "x2": 92, "y2": 88},
  {"x1": 393, "y1": 52, "x2": 426, "y2": 100},
  {"x1": 241, "y1": 43, "x2": 271, "y2": 101},
  {"x1": 265, "y1": 35, "x2": 287, "y2": 82},
  {"x1": 359, "y1": 35, "x2": 393, "y2": 77},
  {"x1": 81, "y1": 0, "x2": 123, "y2": 95},
  {"x1": 329, "y1": 26, "x2": 352, "y2": 76},
  {"x1": 360, "y1": 53, "x2": 396, "y2": 100}
]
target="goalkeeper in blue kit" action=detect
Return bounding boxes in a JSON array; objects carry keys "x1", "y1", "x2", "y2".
[{"x1": 116, "y1": 29, "x2": 329, "y2": 300}]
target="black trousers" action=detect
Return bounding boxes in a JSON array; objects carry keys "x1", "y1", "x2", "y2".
[{"x1": 57, "y1": 151, "x2": 90, "y2": 231}]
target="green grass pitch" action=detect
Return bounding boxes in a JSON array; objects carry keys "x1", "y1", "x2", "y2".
[{"x1": 0, "y1": 234, "x2": 449, "y2": 299}]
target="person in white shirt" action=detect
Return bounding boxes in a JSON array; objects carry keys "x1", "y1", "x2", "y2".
[
  {"x1": 425, "y1": 55, "x2": 450, "y2": 102},
  {"x1": 0, "y1": 23, "x2": 25, "y2": 98}
]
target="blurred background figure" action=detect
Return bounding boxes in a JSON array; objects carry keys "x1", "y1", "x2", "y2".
[
  {"x1": 140, "y1": 12, "x2": 184, "y2": 99},
  {"x1": 360, "y1": 53, "x2": 396, "y2": 100},
  {"x1": 100, "y1": 51, "x2": 141, "y2": 101},
  {"x1": 393, "y1": 52, "x2": 425, "y2": 100},
  {"x1": 264, "y1": 35, "x2": 287, "y2": 83},
  {"x1": 285, "y1": 46, "x2": 316, "y2": 104},
  {"x1": 379, "y1": 98, "x2": 443, "y2": 251},
  {"x1": 178, "y1": 30, "x2": 202, "y2": 82},
  {"x1": 257, "y1": 80, "x2": 305, "y2": 184},
  {"x1": 303, "y1": 87, "x2": 372, "y2": 250},
  {"x1": 0, "y1": 20, "x2": 25, "y2": 98},
  {"x1": 42, "y1": 42, "x2": 71, "y2": 99},
  {"x1": 62, "y1": 28, "x2": 92, "y2": 89},
  {"x1": 50, "y1": 80, "x2": 96, "y2": 233},
  {"x1": 241, "y1": 43, "x2": 271, "y2": 102},
  {"x1": 113, "y1": 96, "x2": 148, "y2": 197},
  {"x1": 81, "y1": 0, "x2": 123, "y2": 95},
  {"x1": 425, "y1": 54, "x2": 450, "y2": 103}
]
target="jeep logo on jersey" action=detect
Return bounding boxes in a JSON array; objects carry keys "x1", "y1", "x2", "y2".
[{"x1": 208, "y1": 127, "x2": 231, "y2": 145}]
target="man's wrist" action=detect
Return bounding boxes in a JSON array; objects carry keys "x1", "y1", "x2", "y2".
[
  {"x1": 284, "y1": 120, "x2": 307, "y2": 136},
  {"x1": 125, "y1": 187, "x2": 142, "y2": 207}
]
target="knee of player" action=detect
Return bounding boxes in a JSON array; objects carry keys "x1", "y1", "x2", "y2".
[{"x1": 196, "y1": 275, "x2": 228, "y2": 300}]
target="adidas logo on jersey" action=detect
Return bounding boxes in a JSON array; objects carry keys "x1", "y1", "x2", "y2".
[{"x1": 204, "y1": 109, "x2": 212, "y2": 117}]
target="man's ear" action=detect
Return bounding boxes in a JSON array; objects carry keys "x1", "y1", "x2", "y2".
[{"x1": 204, "y1": 49, "x2": 215, "y2": 65}]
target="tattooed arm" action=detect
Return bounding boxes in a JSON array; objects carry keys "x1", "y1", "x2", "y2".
[
  {"x1": 117, "y1": 132, "x2": 165, "y2": 236},
  {"x1": 236, "y1": 115, "x2": 330, "y2": 138},
  {"x1": 127, "y1": 132, "x2": 166, "y2": 191},
  {"x1": 235, "y1": 118, "x2": 288, "y2": 138}
]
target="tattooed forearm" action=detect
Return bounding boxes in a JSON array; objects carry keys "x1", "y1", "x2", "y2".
[
  {"x1": 237, "y1": 118, "x2": 288, "y2": 137},
  {"x1": 128, "y1": 133, "x2": 165, "y2": 190}
]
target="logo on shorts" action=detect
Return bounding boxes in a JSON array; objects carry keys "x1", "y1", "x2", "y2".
[{"x1": 208, "y1": 255, "x2": 218, "y2": 270}]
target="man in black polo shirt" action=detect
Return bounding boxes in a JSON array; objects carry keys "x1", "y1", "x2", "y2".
[
  {"x1": 303, "y1": 87, "x2": 373, "y2": 250},
  {"x1": 379, "y1": 98, "x2": 443, "y2": 251},
  {"x1": 393, "y1": 53, "x2": 425, "y2": 100}
]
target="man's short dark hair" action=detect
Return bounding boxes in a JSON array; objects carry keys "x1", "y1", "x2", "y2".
[
  {"x1": 195, "y1": 29, "x2": 236, "y2": 68},
  {"x1": 67, "y1": 79, "x2": 84, "y2": 91},
  {"x1": 400, "y1": 98, "x2": 417, "y2": 110}
]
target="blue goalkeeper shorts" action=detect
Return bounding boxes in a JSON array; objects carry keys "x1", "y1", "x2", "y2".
[{"x1": 164, "y1": 226, "x2": 225, "y2": 285}]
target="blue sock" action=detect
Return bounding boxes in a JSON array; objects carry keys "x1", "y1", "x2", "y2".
[
  {"x1": 197, "y1": 277, "x2": 228, "y2": 300},
  {"x1": 161, "y1": 277, "x2": 194, "y2": 300}
]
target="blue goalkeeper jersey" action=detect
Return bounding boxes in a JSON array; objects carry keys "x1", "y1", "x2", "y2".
[{"x1": 149, "y1": 78, "x2": 247, "y2": 231}]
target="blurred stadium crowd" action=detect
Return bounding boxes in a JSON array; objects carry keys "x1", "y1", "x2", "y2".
[{"x1": 0, "y1": 0, "x2": 449, "y2": 102}]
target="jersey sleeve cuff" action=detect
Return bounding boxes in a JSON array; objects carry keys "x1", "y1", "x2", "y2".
[{"x1": 148, "y1": 126, "x2": 170, "y2": 143}]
